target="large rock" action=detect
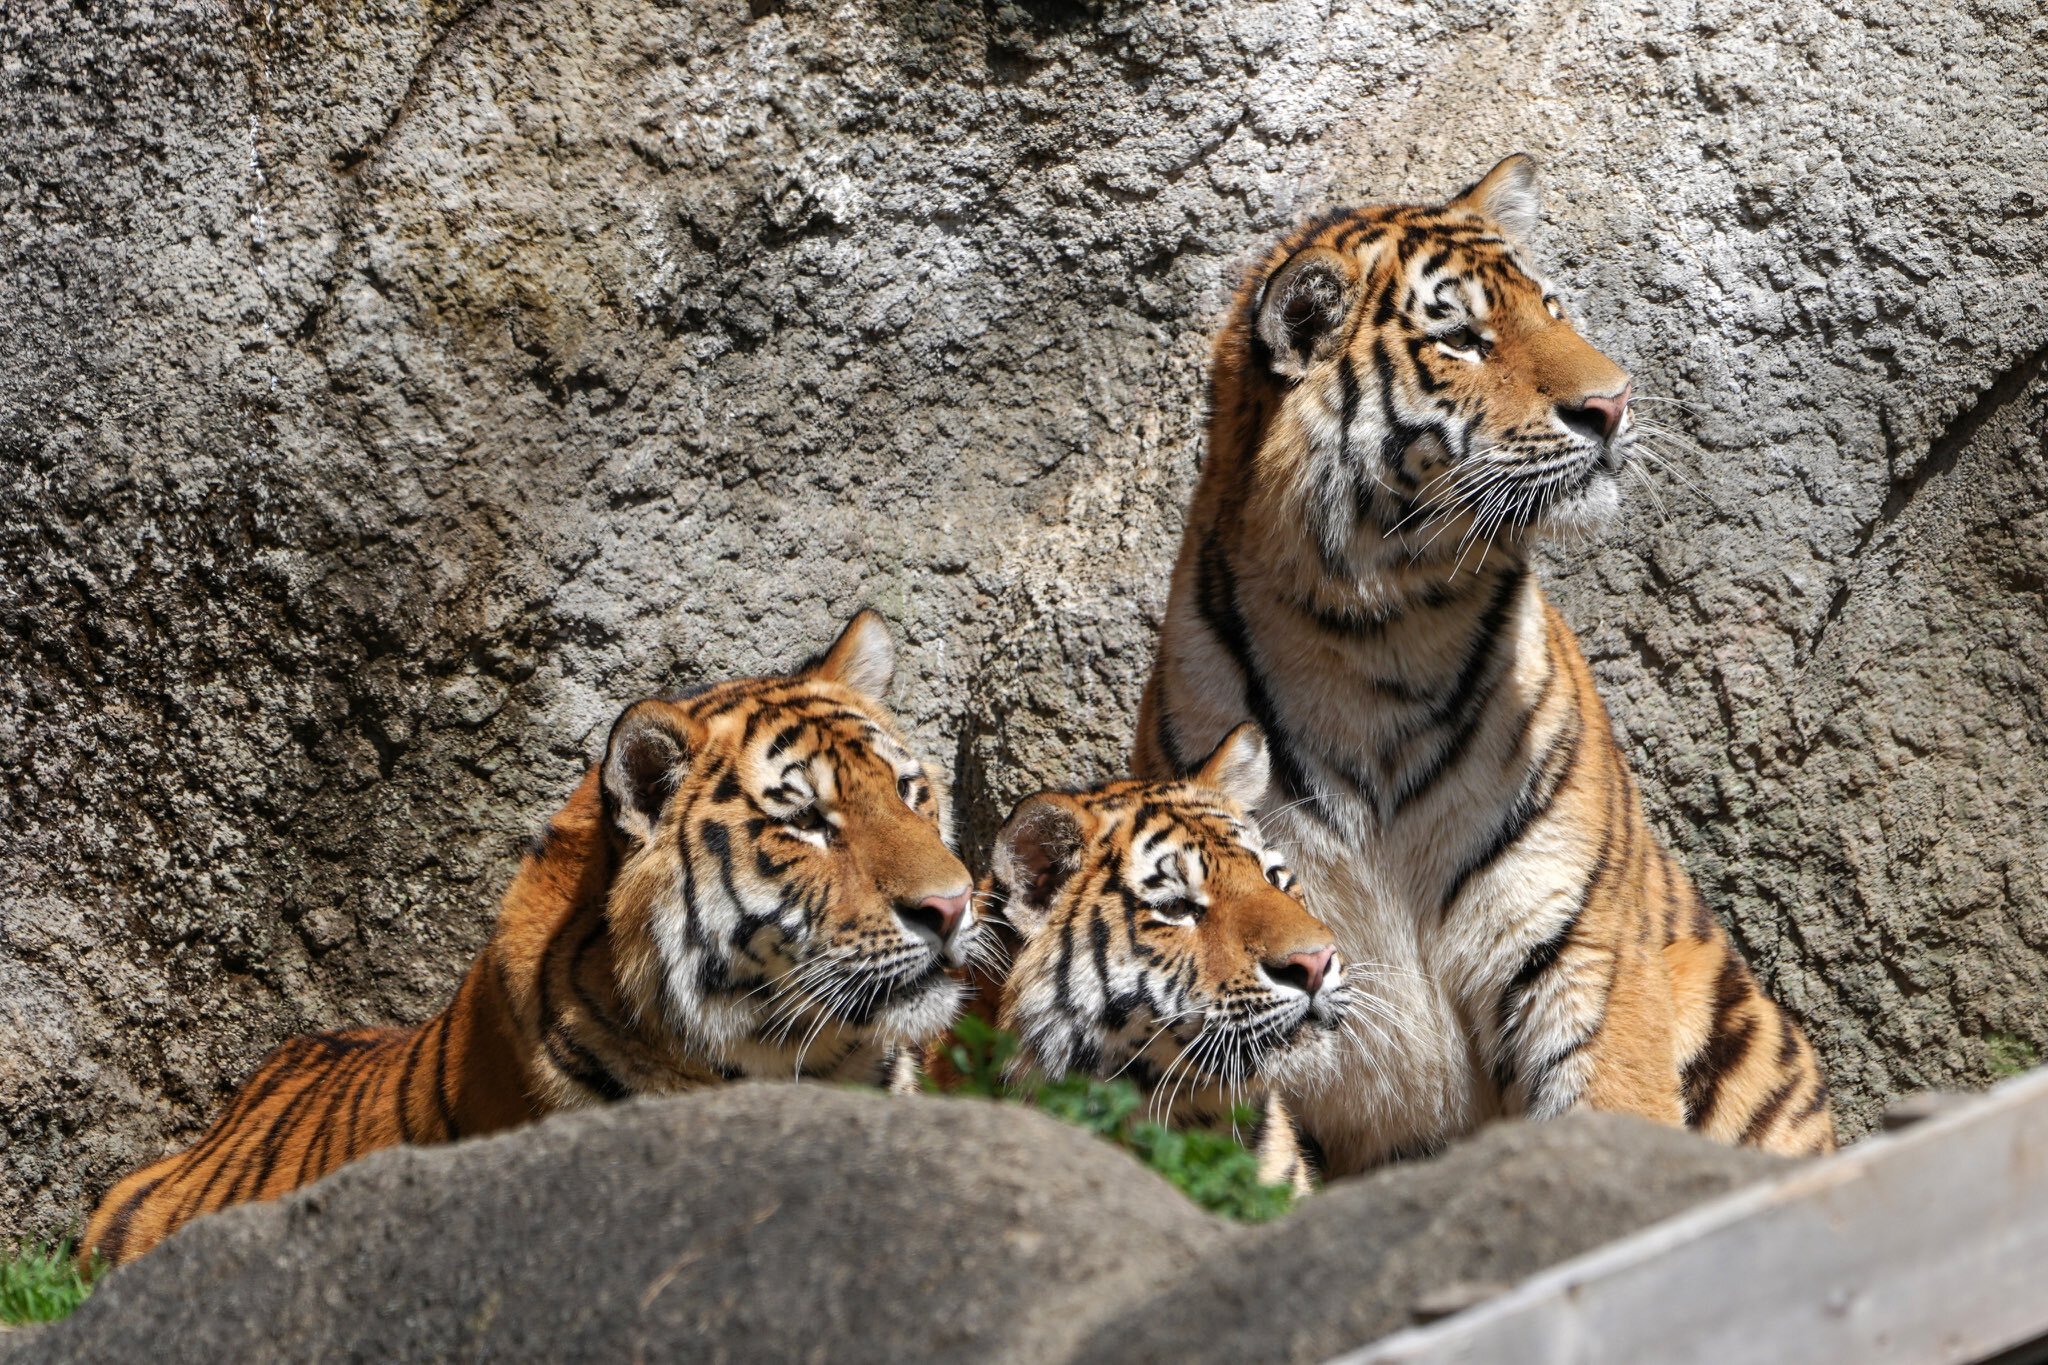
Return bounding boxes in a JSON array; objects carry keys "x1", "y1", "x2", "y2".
[
  {"x1": 1072, "y1": 1112, "x2": 1783, "y2": 1364},
  {"x1": 9, "y1": 1087, "x2": 1224, "y2": 1365},
  {"x1": 8, "y1": 1089, "x2": 1777, "y2": 1363},
  {"x1": 2, "y1": 0, "x2": 2044, "y2": 1241}
]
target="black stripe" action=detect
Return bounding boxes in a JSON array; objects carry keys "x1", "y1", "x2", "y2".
[
  {"x1": 293, "y1": 1046, "x2": 369, "y2": 1191},
  {"x1": 338, "y1": 1039, "x2": 378, "y2": 1163},
  {"x1": 1150, "y1": 692, "x2": 1185, "y2": 772},
  {"x1": 1492, "y1": 770, "x2": 1622, "y2": 1088},
  {"x1": 92, "y1": 1175, "x2": 163, "y2": 1263},
  {"x1": 1518, "y1": 1025, "x2": 1597, "y2": 1114},
  {"x1": 544, "y1": 1024, "x2": 631, "y2": 1103},
  {"x1": 186, "y1": 1039, "x2": 358, "y2": 1219},
  {"x1": 1380, "y1": 565, "x2": 1525, "y2": 817},
  {"x1": 764, "y1": 722, "x2": 806, "y2": 763},
  {"x1": 1371, "y1": 339, "x2": 1428, "y2": 490},
  {"x1": 232, "y1": 1045, "x2": 354, "y2": 1207},
  {"x1": 1288, "y1": 592, "x2": 1403, "y2": 638},
  {"x1": 1681, "y1": 957, "x2": 1759, "y2": 1127},
  {"x1": 1190, "y1": 533, "x2": 1327, "y2": 823},
  {"x1": 1740, "y1": 1073, "x2": 1802, "y2": 1146},
  {"x1": 677, "y1": 783, "x2": 711, "y2": 951},
  {"x1": 427, "y1": 1009, "x2": 460, "y2": 1139},
  {"x1": 1317, "y1": 356, "x2": 1363, "y2": 572},
  {"x1": 1791, "y1": 1077, "x2": 1833, "y2": 1125},
  {"x1": 1439, "y1": 698, "x2": 1578, "y2": 915},
  {"x1": 162, "y1": 1042, "x2": 308, "y2": 1211},
  {"x1": 1052, "y1": 914, "x2": 1077, "y2": 1015},
  {"x1": 1088, "y1": 907, "x2": 1116, "y2": 1024},
  {"x1": 700, "y1": 818, "x2": 746, "y2": 917},
  {"x1": 1406, "y1": 333, "x2": 1447, "y2": 394}
]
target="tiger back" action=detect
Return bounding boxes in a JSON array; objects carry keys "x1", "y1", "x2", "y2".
[
  {"x1": 1134, "y1": 154, "x2": 1834, "y2": 1172},
  {"x1": 934, "y1": 725, "x2": 1358, "y2": 1192},
  {"x1": 83, "y1": 611, "x2": 978, "y2": 1266}
]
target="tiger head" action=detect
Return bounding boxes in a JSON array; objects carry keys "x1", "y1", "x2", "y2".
[
  {"x1": 1227, "y1": 153, "x2": 1636, "y2": 576},
  {"x1": 598, "y1": 612, "x2": 980, "y2": 1063},
  {"x1": 988, "y1": 725, "x2": 1354, "y2": 1101}
]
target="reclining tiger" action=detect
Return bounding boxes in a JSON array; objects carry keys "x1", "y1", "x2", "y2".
[
  {"x1": 83, "y1": 611, "x2": 981, "y2": 1266},
  {"x1": 1134, "y1": 154, "x2": 1835, "y2": 1174},
  {"x1": 931, "y1": 724, "x2": 1359, "y2": 1192}
]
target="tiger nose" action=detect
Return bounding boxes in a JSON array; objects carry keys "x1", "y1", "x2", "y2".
[
  {"x1": 897, "y1": 890, "x2": 969, "y2": 946},
  {"x1": 1560, "y1": 381, "x2": 1632, "y2": 441},
  {"x1": 1266, "y1": 946, "x2": 1337, "y2": 996}
]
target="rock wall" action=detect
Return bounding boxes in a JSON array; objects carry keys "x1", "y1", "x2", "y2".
[{"x1": 2, "y1": 0, "x2": 2043, "y2": 1241}]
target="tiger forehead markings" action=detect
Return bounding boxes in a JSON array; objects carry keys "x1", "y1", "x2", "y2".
[
  {"x1": 620, "y1": 677, "x2": 972, "y2": 1063},
  {"x1": 959, "y1": 727, "x2": 1356, "y2": 1201},
  {"x1": 1136, "y1": 154, "x2": 1834, "y2": 1174}
]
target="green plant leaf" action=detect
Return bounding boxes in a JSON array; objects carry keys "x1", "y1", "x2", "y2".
[
  {"x1": 932, "y1": 1025, "x2": 1295, "y2": 1222},
  {"x1": 0, "y1": 1240, "x2": 98, "y2": 1326}
]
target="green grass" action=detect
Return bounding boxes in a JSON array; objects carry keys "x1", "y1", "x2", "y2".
[
  {"x1": 0, "y1": 1240, "x2": 98, "y2": 1326},
  {"x1": 1986, "y1": 1032, "x2": 2041, "y2": 1080},
  {"x1": 932, "y1": 1015, "x2": 1296, "y2": 1223}
]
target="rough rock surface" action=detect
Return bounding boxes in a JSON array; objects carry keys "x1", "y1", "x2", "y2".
[
  {"x1": 1, "y1": 0, "x2": 2044, "y2": 1240},
  {"x1": 6, "y1": 1090, "x2": 1776, "y2": 1363},
  {"x1": 1071, "y1": 1111, "x2": 1783, "y2": 1364}
]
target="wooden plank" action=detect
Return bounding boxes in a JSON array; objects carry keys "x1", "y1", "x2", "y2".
[{"x1": 1334, "y1": 1067, "x2": 2048, "y2": 1365}]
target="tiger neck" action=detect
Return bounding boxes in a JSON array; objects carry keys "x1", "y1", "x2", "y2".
[
  {"x1": 1245, "y1": 514, "x2": 1548, "y2": 709},
  {"x1": 1200, "y1": 480, "x2": 1558, "y2": 834},
  {"x1": 455, "y1": 769, "x2": 669, "y2": 1120}
]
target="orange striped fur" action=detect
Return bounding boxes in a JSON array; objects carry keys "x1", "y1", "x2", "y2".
[
  {"x1": 83, "y1": 612, "x2": 978, "y2": 1265},
  {"x1": 1134, "y1": 156, "x2": 1834, "y2": 1173},
  {"x1": 929, "y1": 726, "x2": 1356, "y2": 1191}
]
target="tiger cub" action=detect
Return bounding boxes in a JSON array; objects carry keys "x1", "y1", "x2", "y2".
[
  {"x1": 938, "y1": 724, "x2": 1355, "y2": 1192},
  {"x1": 1134, "y1": 154, "x2": 1835, "y2": 1173},
  {"x1": 83, "y1": 612, "x2": 979, "y2": 1266}
]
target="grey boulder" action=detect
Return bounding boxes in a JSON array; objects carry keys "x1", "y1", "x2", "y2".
[{"x1": 13, "y1": 1089, "x2": 1782, "y2": 1363}]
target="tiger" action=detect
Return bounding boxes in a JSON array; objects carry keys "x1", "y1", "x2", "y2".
[
  {"x1": 1132, "y1": 153, "x2": 1836, "y2": 1175},
  {"x1": 81, "y1": 611, "x2": 981, "y2": 1266},
  {"x1": 932, "y1": 724, "x2": 1358, "y2": 1193}
]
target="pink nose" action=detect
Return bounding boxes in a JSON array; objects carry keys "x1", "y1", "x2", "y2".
[
  {"x1": 1271, "y1": 946, "x2": 1337, "y2": 996},
  {"x1": 901, "y1": 891, "x2": 968, "y2": 944},
  {"x1": 1565, "y1": 382, "x2": 1632, "y2": 441}
]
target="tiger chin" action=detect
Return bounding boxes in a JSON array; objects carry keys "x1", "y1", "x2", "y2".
[
  {"x1": 1135, "y1": 154, "x2": 1836, "y2": 1173},
  {"x1": 938, "y1": 724, "x2": 1359, "y2": 1195},
  {"x1": 82, "y1": 611, "x2": 980, "y2": 1267}
]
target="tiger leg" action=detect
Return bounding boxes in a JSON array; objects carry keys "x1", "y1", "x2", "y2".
[
  {"x1": 1504, "y1": 920, "x2": 1684, "y2": 1129},
  {"x1": 1254, "y1": 1096, "x2": 1316, "y2": 1196},
  {"x1": 1666, "y1": 937, "x2": 1837, "y2": 1156},
  {"x1": 884, "y1": 1047, "x2": 922, "y2": 1096}
]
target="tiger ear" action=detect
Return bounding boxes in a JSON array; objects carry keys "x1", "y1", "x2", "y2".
[
  {"x1": 804, "y1": 609, "x2": 896, "y2": 699},
  {"x1": 601, "y1": 700, "x2": 693, "y2": 846},
  {"x1": 1255, "y1": 246, "x2": 1357, "y2": 379},
  {"x1": 991, "y1": 793, "x2": 1087, "y2": 937},
  {"x1": 1449, "y1": 153, "x2": 1541, "y2": 241},
  {"x1": 1194, "y1": 723, "x2": 1271, "y2": 811}
]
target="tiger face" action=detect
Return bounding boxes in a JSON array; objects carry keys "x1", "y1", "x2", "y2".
[
  {"x1": 599, "y1": 612, "x2": 980, "y2": 1072},
  {"x1": 1242, "y1": 153, "x2": 1636, "y2": 573},
  {"x1": 989, "y1": 725, "x2": 1354, "y2": 1103}
]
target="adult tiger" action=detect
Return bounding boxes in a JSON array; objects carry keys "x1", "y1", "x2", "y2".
[
  {"x1": 1133, "y1": 155, "x2": 1835, "y2": 1173},
  {"x1": 83, "y1": 612, "x2": 980, "y2": 1266},
  {"x1": 934, "y1": 725, "x2": 1357, "y2": 1192}
]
